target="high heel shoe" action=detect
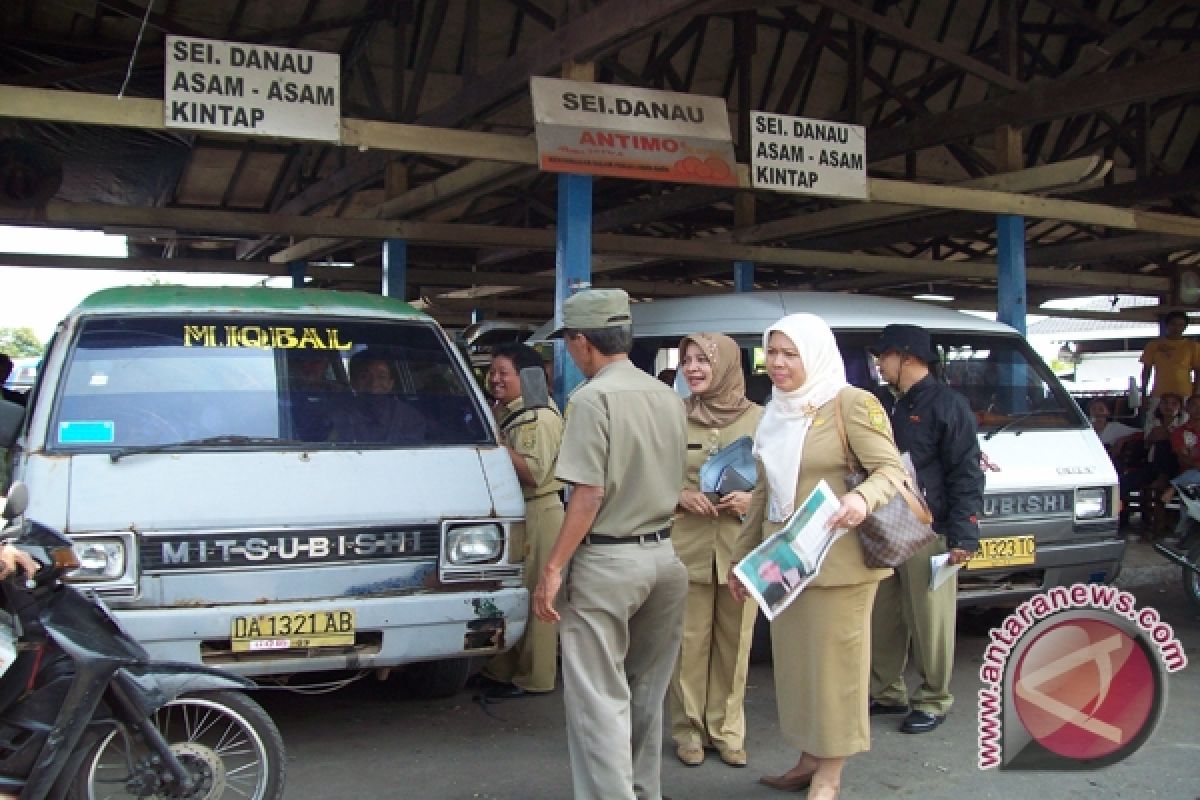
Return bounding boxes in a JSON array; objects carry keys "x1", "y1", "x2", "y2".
[
  {"x1": 757, "y1": 770, "x2": 816, "y2": 792},
  {"x1": 806, "y1": 782, "x2": 839, "y2": 800}
]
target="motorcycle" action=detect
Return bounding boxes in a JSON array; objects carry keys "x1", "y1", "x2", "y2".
[
  {"x1": 1153, "y1": 478, "x2": 1200, "y2": 614},
  {"x1": 0, "y1": 483, "x2": 286, "y2": 799}
]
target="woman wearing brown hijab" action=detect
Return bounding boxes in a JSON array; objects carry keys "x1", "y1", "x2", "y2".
[{"x1": 668, "y1": 333, "x2": 764, "y2": 769}]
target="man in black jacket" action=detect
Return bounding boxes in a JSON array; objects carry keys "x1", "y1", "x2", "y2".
[{"x1": 867, "y1": 325, "x2": 984, "y2": 734}]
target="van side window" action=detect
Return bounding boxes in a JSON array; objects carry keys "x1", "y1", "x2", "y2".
[{"x1": 50, "y1": 316, "x2": 491, "y2": 451}]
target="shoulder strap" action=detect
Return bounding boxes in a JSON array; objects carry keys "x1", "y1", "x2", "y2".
[{"x1": 834, "y1": 389, "x2": 932, "y2": 524}]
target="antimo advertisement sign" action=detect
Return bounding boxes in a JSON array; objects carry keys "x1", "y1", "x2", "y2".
[
  {"x1": 531, "y1": 77, "x2": 737, "y2": 187},
  {"x1": 164, "y1": 35, "x2": 340, "y2": 143}
]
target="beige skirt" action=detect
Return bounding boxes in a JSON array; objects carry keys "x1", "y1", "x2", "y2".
[{"x1": 770, "y1": 581, "x2": 879, "y2": 758}]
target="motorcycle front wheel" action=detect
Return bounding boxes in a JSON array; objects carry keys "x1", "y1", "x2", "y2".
[{"x1": 68, "y1": 690, "x2": 285, "y2": 800}]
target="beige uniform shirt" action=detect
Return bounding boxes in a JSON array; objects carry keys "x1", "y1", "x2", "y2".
[
  {"x1": 735, "y1": 387, "x2": 902, "y2": 588},
  {"x1": 499, "y1": 397, "x2": 564, "y2": 501},
  {"x1": 555, "y1": 359, "x2": 688, "y2": 536},
  {"x1": 674, "y1": 406, "x2": 764, "y2": 583}
]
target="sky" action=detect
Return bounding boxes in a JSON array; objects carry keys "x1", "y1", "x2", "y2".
[{"x1": 0, "y1": 225, "x2": 269, "y2": 344}]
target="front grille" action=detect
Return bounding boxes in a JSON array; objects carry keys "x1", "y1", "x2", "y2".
[
  {"x1": 981, "y1": 491, "x2": 1073, "y2": 520},
  {"x1": 140, "y1": 526, "x2": 440, "y2": 573}
]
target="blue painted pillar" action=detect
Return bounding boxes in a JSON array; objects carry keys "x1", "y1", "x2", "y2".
[
  {"x1": 289, "y1": 260, "x2": 306, "y2": 289},
  {"x1": 382, "y1": 238, "x2": 407, "y2": 300},
  {"x1": 553, "y1": 174, "x2": 592, "y2": 407},
  {"x1": 996, "y1": 215, "x2": 1026, "y2": 335},
  {"x1": 996, "y1": 215, "x2": 1028, "y2": 411},
  {"x1": 734, "y1": 260, "x2": 755, "y2": 293}
]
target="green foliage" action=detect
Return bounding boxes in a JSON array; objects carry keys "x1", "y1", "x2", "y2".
[{"x1": 0, "y1": 327, "x2": 43, "y2": 358}]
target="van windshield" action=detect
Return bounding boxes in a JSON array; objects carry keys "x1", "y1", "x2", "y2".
[
  {"x1": 634, "y1": 329, "x2": 1085, "y2": 434},
  {"x1": 840, "y1": 332, "x2": 1085, "y2": 433},
  {"x1": 50, "y1": 315, "x2": 492, "y2": 451}
]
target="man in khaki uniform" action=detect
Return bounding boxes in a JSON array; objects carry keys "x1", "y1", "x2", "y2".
[
  {"x1": 478, "y1": 343, "x2": 565, "y2": 698},
  {"x1": 532, "y1": 289, "x2": 689, "y2": 800}
]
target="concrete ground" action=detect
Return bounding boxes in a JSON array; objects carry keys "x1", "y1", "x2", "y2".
[{"x1": 264, "y1": 537, "x2": 1199, "y2": 799}]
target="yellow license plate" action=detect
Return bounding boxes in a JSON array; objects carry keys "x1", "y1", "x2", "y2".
[
  {"x1": 231, "y1": 610, "x2": 356, "y2": 652},
  {"x1": 965, "y1": 536, "x2": 1036, "y2": 570}
]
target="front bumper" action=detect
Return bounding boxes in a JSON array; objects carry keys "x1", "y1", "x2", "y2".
[{"x1": 113, "y1": 588, "x2": 529, "y2": 676}]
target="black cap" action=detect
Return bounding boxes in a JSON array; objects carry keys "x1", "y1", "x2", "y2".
[{"x1": 870, "y1": 324, "x2": 936, "y2": 363}]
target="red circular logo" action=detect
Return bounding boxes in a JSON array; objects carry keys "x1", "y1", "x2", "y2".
[{"x1": 1012, "y1": 617, "x2": 1156, "y2": 761}]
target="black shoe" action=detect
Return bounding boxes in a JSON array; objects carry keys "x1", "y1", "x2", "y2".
[
  {"x1": 483, "y1": 681, "x2": 527, "y2": 699},
  {"x1": 900, "y1": 710, "x2": 946, "y2": 733},
  {"x1": 869, "y1": 700, "x2": 909, "y2": 716}
]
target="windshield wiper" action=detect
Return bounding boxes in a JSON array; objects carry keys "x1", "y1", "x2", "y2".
[
  {"x1": 982, "y1": 410, "x2": 1063, "y2": 440},
  {"x1": 109, "y1": 435, "x2": 296, "y2": 463}
]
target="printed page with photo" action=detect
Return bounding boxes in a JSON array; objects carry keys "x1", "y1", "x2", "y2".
[{"x1": 733, "y1": 479, "x2": 843, "y2": 621}]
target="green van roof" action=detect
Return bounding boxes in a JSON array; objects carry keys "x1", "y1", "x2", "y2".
[{"x1": 73, "y1": 285, "x2": 428, "y2": 320}]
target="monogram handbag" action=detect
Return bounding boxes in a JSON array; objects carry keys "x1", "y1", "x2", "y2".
[{"x1": 832, "y1": 394, "x2": 937, "y2": 568}]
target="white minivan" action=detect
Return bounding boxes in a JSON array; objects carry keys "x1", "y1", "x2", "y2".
[
  {"x1": 3, "y1": 286, "x2": 527, "y2": 696},
  {"x1": 623, "y1": 291, "x2": 1125, "y2": 606}
]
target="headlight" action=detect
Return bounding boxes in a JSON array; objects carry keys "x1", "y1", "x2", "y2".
[
  {"x1": 1075, "y1": 487, "x2": 1109, "y2": 520},
  {"x1": 70, "y1": 539, "x2": 126, "y2": 580},
  {"x1": 445, "y1": 523, "x2": 503, "y2": 564}
]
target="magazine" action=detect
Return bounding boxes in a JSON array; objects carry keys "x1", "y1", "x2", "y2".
[{"x1": 732, "y1": 479, "x2": 844, "y2": 621}]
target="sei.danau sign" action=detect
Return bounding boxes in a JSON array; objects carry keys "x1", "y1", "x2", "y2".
[
  {"x1": 750, "y1": 112, "x2": 867, "y2": 199},
  {"x1": 531, "y1": 77, "x2": 737, "y2": 187},
  {"x1": 164, "y1": 35, "x2": 340, "y2": 143}
]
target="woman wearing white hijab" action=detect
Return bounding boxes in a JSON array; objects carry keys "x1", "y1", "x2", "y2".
[{"x1": 730, "y1": 313, "x2": 906, "y2": 799}]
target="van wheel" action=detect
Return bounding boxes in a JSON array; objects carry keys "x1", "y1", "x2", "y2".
[{"x1": 399, "y1": 658, "x2": 471, "y2": 699}]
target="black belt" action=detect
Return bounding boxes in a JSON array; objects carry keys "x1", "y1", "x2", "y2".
[{"x1": 583, "y1": 528, "x2": 671, "y2": 546}]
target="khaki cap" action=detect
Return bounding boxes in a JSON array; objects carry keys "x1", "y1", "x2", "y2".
[{"x1": 548, "y1": 289, "x2": 632, "y2": 338}]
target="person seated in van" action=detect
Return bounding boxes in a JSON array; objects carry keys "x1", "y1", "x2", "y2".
[
  {"x1": 343, "y1": 351, "x2": 427, "y2": 445},
  {"x1": 286, "y1": 350, "x2": 348, "y2": 442},
  {"x1": 1088, "y1": 399, "x2": 1139, "y2": 461}
]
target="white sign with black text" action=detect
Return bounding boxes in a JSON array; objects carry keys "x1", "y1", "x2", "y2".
[
  {"x1": 164, "y1": 35, "x2": 340, "y2": 143},
  {"x1": 750, "y1": 112, "x2": 867, "y2": 199}
]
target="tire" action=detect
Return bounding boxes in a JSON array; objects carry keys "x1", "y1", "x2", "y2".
[
  {"x1": 68, "y1": 690, "x2": 285, "y2": 800},
  {"x1": 1184, "y1": 541, "x2": 1200, "y2": 615},
  {"x1": 399, "y1": 657, "x2": 472, "y2": 699}
]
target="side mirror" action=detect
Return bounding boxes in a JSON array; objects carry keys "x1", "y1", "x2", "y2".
[
  {"x1": 2, "y1": 482, "x2": 28, "y2": 521},
  {"x1": 0, "y1": 398, "x2": 22, "y2": 448},
  {"x1": 519, "y1": 366, "x2": 550, "y2": 410}
]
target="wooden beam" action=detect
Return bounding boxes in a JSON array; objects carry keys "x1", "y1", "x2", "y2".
[
  {"x1": 0, "y1": 202, "x2": 1175, "y2": 293},
  {"x1": 869, "y1": 51, "x2": 1200, "y2": 160},
  {"x1": 735, "y1": 157, "x2": 1110, "y2": 244},
  {"x1": 268, "y1": 160, "x2": 532, "y2": 263},
  {"x1": 810, "y1": 0, "x2": 1025, "y2": 92},
  {"x1": 273, "y1": 0, "x2": 723, "y2": 217},
  {"x1": 868, "y1": 178, "x2": 1200, "y2": 237}
]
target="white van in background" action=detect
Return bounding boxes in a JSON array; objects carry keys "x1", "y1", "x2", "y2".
[{"x1": 624, "y1": 291, "x2": 1124, "y2": 607}]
